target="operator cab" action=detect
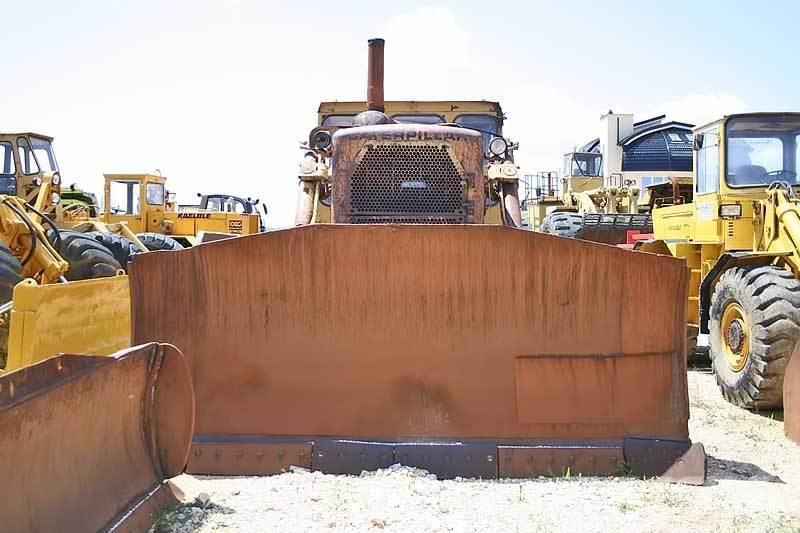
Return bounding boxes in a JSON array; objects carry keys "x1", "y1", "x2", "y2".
[
  {"x1": 317, "y1": 101, "x2": 507, "y2": 161},
  {"x1": 198, "y1": 194, "x2": 267, "y2": 232},
  {"x1": 563, "y1": 151, "x2": 603, "y2": 178},
  {"x1": 0, "y1": 132, "x2": 62, "y2": 209},
  {"x1": 720, "y1": 114, "x2": 800, "y2": 189}
]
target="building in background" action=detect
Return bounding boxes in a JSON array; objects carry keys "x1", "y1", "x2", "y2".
[{"x1": 522, "y1": 111, "x2": 694, "y2": 231}]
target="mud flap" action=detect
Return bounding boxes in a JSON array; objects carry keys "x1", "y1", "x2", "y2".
[
  {"x1": 129, "y1": 224, "x2": 702, "y2": 481},
  {"x1": 0, "y1": 343, "x2": 194, "y2": 532}
]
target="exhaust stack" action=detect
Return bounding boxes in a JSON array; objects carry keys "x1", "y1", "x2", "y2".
[{"x1": 366, "y1": 38, "x2": 385, "y2": 112}]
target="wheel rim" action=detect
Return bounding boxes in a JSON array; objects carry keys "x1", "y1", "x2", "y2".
[{"x1": 720, "y1": 302, "x2": 749, "y2": 372}]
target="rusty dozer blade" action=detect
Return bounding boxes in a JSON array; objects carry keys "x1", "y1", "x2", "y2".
[
  {"x1": 129, "y1": 224, "x2": 705, "y2": 483},
  {"x1": 786, "y1": 341, "x2": 800, "y2": 444},
  {"x1": 0, "y1": 343, "x2": 194, "y2": 532}
]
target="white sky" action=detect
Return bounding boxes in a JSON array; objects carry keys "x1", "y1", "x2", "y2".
[{"x1": 2, "y1": 2, "x2": 750, "y2": 227}]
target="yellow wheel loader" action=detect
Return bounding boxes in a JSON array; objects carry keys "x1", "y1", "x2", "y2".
[{"x1": 640, "y1": 112, "x2": 800, "y2": 410}]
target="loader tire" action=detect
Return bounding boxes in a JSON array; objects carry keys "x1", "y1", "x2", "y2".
[
  {"x1": 0, "y1": 242, "x2": 23, "y2": 304},
  {"x1": 136, "y1": 232, "x2": 184, "y2": 252},
  {"x1": 86, "y1": 232, "x2": 144, "y2": 270},
  {"x1": 709, "y1": 265, "x2": 800, "y2": 409},
  {"x1": 48, "y1": 230, "x2": 121, "y2": 281},
  {"x1": 540, "y1": 212, "x2": 583, "y2": 238}
]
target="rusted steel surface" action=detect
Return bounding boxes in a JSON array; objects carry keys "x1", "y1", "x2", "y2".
[
  {"x1": 656, "y1": 443, "x2": 707, "y2": 485},
  {"x1": 786, "y1": 346, "x2": 800, "y2": 444},
  {"x1": 330, "y1": 125, "x2": 485, "y2": 224},
  {"x1": 188, "y1": 441, "x2": 312, "y2": 475},
  {"x1": 0, "y1": 344, "x2": 194, "y2": 532},
  {"x1": 498, "y1": 444, "x2": 623, "y2": 478},
  {"x1": 623, "y1": 437, "x2": 706, "y2": 485},
  {"x1": 130, "y1": 224, "x2": 693, "y2": 475},
  {"x1": 366, "y1": 38, "x2": 385, "y2": 112}
]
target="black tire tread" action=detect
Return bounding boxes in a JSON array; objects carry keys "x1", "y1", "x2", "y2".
[
  {"x1": 87, "y1": 232, "x2": 143, "y2": 270},
  {"x1": 136, "y1": 232, "x2": 184, "y2": 252},
  {"x1": 48, "y1": 230, "x2": 121, "y2": 281},
  {"x1": 540, "y1": 212, "x2": 583, "y2": 238},
  {"x1": 709, "y1": 265, "x2": 800, "y2": 409},
  {"x1": 0, "y1": 242, "x2": 23, "y2": 303}
]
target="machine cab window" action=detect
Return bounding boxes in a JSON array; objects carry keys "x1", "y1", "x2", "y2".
[
  {"x1": 0, "y1": 142, "x2": 16, "y2": 195},
  {"x1": 725, "y1": 115, "x2": 800, "y2": 188},
  {"x1": 454, "y1": 114, "x2": 502, "y2": 155},
  {"x1": 109, "y1": 180, "x2": 141, "y2": 215},
  {"x1": 564, "y1": 152, "x2": 603, "y2": 177},
  {"x1": 146, "y1": 182, "x2": 165, "y2": 206}
]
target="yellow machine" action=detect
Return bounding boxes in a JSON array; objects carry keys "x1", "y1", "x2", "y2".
[
  {"x1": 526, "y1": 153, "x2": 653, "y2": 244},
  {"x1": 296, "y1": 97, "x2": 521, "y2": 226},
  {"x1": 98, "y1": 173, "x2": 263, "y2": 248},
  {"x1": 644, "y1": 112, "x2": 800, "y2": 409}
]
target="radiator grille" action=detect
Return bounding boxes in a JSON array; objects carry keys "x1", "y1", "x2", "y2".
[{"x1": 347, "y1": 144, "x2": 466, "y2": 223}]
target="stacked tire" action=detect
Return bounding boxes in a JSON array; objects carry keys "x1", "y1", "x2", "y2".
[{"x1": 540, "y1": 212, "x2": 584, "y2": 238}]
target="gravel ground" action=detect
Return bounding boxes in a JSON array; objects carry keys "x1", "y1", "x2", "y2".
[{"x1": 155, "y1": 369, "x2": 800, "y2": 533}]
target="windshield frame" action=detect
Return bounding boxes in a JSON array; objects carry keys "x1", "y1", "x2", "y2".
[
  {"x1": 565, "y1": 151, "x2": 603, "y2": 177},
  {"x1": 724, "y1": 114, "x2": 800, "y2": 190}
]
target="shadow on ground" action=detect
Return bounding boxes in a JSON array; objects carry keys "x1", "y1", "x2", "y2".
[{"x1": 706, "y1": 455, "x2": 784, "y2": 484}]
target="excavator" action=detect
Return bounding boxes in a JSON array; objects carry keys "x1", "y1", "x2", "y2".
[{"x1": 0, "y1": 39, "x2": 708, "y2": 531}]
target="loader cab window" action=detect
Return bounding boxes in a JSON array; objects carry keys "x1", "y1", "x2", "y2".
[
  {"x1": 29, "y1": 137, "x2": 58, "y2": 173},
  {"x1": 0, "y1": 142, "x2": 16, "y2": 195},
  {"x1": 696, "y1": 132, "x2": 719, "y2": 194},
  {"x1": 725, "y1": 116, "x2": 800, "y2": 188},
  {"x1": 146, "y1": 182, "x2": 165, "y2": 206},
  {"x1": 454, "y1": 114, "x2": 501, "y2": 155},
  {"x1": 109, "y1": 180, "x2": 140, "y2": 215},
  {"x1": 16, "y1": 137, "x2": 39, "y2": 175},
  {"x1": 204, "y1": 195, "x2": 248, "y2": 213},
  {"x1": 564, "y1": 152, "x2": 602, "y2": 177}
]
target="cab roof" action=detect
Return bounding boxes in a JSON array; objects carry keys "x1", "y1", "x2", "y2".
[
  {"x1": 694, "y1": 112, "x2": 800, "y2": 132},
  {"x1": 0, "y1": 132, "x2": 54, "y2": 141},
  {"x1": 317, "y1": 100, "x2": 503, "y2": 124}
]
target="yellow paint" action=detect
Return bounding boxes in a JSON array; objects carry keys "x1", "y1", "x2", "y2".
[
  {"x1": 3, "y1": 275, "x2": 130, "y2": 373},
  {"x1": 720, "y1": 302, "x2": 749, "y2": 372},
  {"x1": 649, "y1": 112, "x2": 800, "y2": 343}
]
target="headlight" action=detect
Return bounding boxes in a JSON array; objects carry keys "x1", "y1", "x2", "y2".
[
  {"x1": 51, "y1": 173, "x2": 61, "y2": 186},
  {"x1": 489, "y1": 137, "x2": 508, "y2": 157},
  {"x1": 50, "y1": 192, "x2": 61, "y2": 205},
  {"x1": 719, "y1": 204, "x2": 742, "y2": 217},
  {"x1": 32, "y1": 177, "x2": 42, "y2": 186},
  {"x1": 313, "y1": 130, "x2": 333, "y2": 150}
]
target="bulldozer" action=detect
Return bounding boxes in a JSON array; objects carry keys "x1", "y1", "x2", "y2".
[
  {"x1": 125, "y1": 38, "x2": 704, "y2": 482},
  {"x1": 637, "y1": 112, "x2": 800, "y2": 413},
  {"x1": 0, "y1": 38, "x2": 707, "y2": 532}
]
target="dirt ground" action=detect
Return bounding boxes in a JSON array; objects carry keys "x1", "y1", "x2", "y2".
[{"x1": 157, "y1": 369, "x2": 800, "y2": 533}]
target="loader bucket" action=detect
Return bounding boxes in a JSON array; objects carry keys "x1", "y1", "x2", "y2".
[
  {"x1": 786, "y1": 343, "x2": 800, "y2": 444},
  {"x1": 130, "y1": 225, "x2": 705, "y2": 482},
  {"x1": 0, "y1": 343, "x2": 194, "y2": 532},
  {"x1": 3, "y1": 274, "x2": 131, "y2": 373}
]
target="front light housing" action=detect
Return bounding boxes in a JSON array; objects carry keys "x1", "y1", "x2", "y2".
[
  {"x1": 51, "y1": 173, "x2": 61, "y2": 186},
  {"x1": 488, "y1": 137, "x2": 508, "y2": 157},
  {"x1": 720, "y1": 204, "x2": 742, "y2": 218},
  {"x1": 312, "y1": 130, "x2": 333, "y2": 150},
  {"x1": 50, "y1": 192, "x2": 61, "y2": 205}
]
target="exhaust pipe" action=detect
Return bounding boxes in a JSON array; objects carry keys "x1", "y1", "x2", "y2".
[{"x1": 366, "y1": 38, "x2": 385, "y2": 112}]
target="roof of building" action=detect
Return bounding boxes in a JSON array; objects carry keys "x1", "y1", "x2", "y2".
[{"x1": 574, "y1": 115, "x2": 695, "y2": 172}]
